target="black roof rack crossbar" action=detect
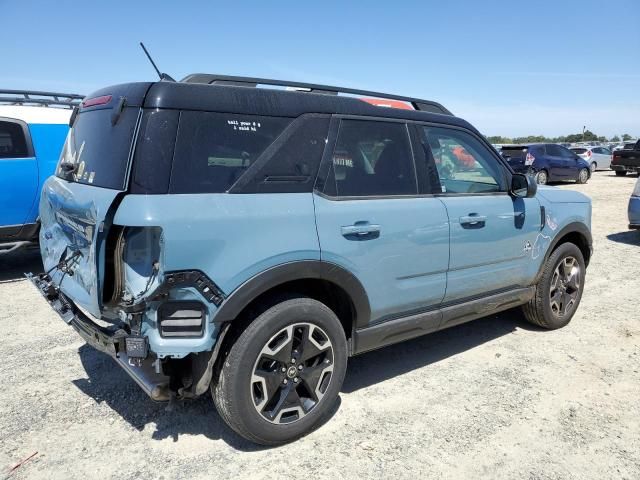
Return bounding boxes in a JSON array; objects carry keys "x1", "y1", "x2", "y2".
[
  {"x1": 181, "y1": 74, "x2": 453, "y2": 116},
  {"x1": 0, "y1": 89, "x2": 84, "y2": 109}
]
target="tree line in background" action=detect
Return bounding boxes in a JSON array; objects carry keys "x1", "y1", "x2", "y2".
[{"x1": 486, "y1": 131, "x2": 636, "y2": 145}]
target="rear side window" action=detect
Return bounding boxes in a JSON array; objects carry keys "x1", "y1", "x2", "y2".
[
  {"x1": 231, "y1": 115, "x2": 330, "y2": 193},
  {"x1": 324, "y1": 120, "x2": 417, "y2": 197},
  {"x1": 56, "y1": 107, "x2": 139, "y2": 189},
  {"x1": 170, "y1": 112, "x2": 291, "y2": 194},
  {"x1": 0, "y1": 120, "x2": 29, "y2": 159},
  {"x1": 546, "y1": 144, "x2": 565, "y2": 157},
  {"x1": 571, "y1": 148, "x2": 587, "y2": 154}
]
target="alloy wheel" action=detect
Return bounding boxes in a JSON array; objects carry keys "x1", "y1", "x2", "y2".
[
  {"x1": 536, "y1": 170, "x2": 548, "y2": 185},
  {"x1": 251, "y1": 323, "x2": 334, "y2": 424},
  {"x1": 549, "y1": 256, "x2": 581, "y2": 318},
  {"x1": 579, "y1": 169, "x2": 589, "y2": 183}
]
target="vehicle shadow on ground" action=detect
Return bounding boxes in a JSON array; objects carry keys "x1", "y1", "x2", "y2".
[
  {"x1": 607, "y1": 231, "x2": 640, "y2": 246},
  {"x1": 72, "y1": 308, "x2": 533, "y2": 449},
  {"x1": 0, "y1": 249, "x2": 42, "y2": 283},
  {"x1": 343, "y1": 309, "x2": 533, "y2": 392}
]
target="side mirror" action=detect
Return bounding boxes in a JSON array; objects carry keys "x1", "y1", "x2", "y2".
[{"x1": 511, "y1": 173, "x2": 537, "y2": 198}]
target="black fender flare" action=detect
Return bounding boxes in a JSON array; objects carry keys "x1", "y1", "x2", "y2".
[{"x1": 212, "y1": 260, "x2": 371, "y2": 329}]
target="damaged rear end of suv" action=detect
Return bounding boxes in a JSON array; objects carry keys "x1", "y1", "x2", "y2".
[{"x1": 29, "y1": 82, "x2": 229, "y2": 403}]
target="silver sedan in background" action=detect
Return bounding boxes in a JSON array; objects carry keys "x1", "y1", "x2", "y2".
[{"x1": 570, "y1": 146, "x2": 612, "y2": 172}]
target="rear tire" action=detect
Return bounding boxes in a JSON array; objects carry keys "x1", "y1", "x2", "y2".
[
  {"x1": 590, "y1": 162, "x2": 597, "y2": 173},
  {"x1": 535, "y1": 170, "x2": 548, "y2": 185},
  {"x1": 615, "y1": 171, "x2": 627, "y2": 177},
  {"x1": 576, "y1": 168, "x2": 589, "y2": 184},
  {"x1": 522, "y1": 242, "x2": 585, "y2": 330},
  {"x1": 212, "y1": 297, "x2": 347, "y2": 445}
]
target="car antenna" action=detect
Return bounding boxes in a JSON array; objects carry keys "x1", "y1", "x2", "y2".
[{"x1": 139, "y1": 42, "x2": 176, "y2": 82}]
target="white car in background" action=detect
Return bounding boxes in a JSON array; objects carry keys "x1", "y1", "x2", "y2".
[{"x1": 570, "y1": 146, "x2": 612, "y2": 172}]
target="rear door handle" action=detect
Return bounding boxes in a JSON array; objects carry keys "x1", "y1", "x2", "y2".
[
  {"x1": 459, "y1": 214, "x2": 487, "y2": 229},
  {"x1": 341, "y1": 222, "x2": 381, "y2": 240}
]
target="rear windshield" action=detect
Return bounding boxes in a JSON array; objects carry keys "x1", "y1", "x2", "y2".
[
  {"x1": 169, "y1": 112, "x2": 291, "y2": 193},
  {"x1": 56, "y1": 107, "x2": 139, "y2": 190},
  {"x1": 570, "y1": 148, "x2": 587, "y2": 154},
  {"x1": 500, "y1": 147, "x2": 527, "y2": 159}
]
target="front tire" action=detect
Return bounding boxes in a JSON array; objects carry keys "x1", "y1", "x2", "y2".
[
  {"x1": 212, "y1": 297, "x2": 347, "y2": 445},
  {"x1": 522, "y1": 242, "x2": 585, "y2": 329},
  {"x1": 576, "y1": 168, "x2": 589, "y2": 184}
]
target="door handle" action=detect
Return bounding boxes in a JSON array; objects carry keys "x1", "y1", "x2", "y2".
[
  {"x1": 341, "y1": 222, "x2": 381, "y2": 240},
  {"x1": 459, "y1": 214, "x2": 487, "y2": 229}
]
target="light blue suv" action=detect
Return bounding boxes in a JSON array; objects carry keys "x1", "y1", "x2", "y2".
[{"x1": 30, "y1": 75, "x2": 592, "y2": 445}]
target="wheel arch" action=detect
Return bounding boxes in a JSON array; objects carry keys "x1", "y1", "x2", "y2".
[
  {"x1": 536, "y1": 222, "x2": 592, "y2": 282},
  {"x1": 213, "y1": 260, "x2": 371, "y2": 344}
]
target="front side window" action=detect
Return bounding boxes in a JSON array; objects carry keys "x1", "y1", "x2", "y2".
[
  {"x1": 170, "y1": 112, "x2": 291, "y2": 193},
  {"x1": 0, "y1": 120, "x2": 29, "y2": 159},
  {"x1": 421, "y1": 126, "x2": 505, "y2": 194},
  {"x1": 325, "y1": 119, "x2": 417, "y2": 197}
]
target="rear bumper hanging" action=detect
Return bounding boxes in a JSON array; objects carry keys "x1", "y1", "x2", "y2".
[{"x1": 26, "y1": 272, "x2": 171, "y2": 401}]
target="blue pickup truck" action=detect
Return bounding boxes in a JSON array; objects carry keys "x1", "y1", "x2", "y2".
[{"x1": 0, "y1": 90, "x2": 82, "y2": 255}]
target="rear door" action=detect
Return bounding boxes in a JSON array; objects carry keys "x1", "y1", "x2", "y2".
[
  {"x1": 418, "y1": 125, "x2": 542, "y2": 310},
  {"x1": 314, "y1": 117, "x2": 449, "y2": 325},
  {"x1": 39, "y1": 86, "x2": 148, "y2": 317},
  {"x1": 545, "y1": 144, "x2": 570, "y2": 179},
  {"x1": 0, "y1": 118, "x2": 37, "y2": 229}
]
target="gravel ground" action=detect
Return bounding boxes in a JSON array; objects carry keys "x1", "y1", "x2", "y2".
[{"x1": 1, "y1": 171, "x2": 639, "y2": 480}]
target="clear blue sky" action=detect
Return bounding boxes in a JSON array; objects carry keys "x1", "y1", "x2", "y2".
[{"x1": 2, "y1": 0, "x2": 639, "y2": 138}]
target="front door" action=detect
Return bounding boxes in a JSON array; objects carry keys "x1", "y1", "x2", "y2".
[
  {"x1": 0, "y1": 119, "x2": 37, "y2": 229},
  {"x1": 418, "y1": 125, "x2": 543, "y2": 305},
  {"x1": 314, "y1": 118, "x2": 449, "y2": 325}
]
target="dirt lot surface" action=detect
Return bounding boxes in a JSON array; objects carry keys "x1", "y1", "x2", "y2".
[{"x1": 1, "y1": 171, "x2": 639, "y2": 480}]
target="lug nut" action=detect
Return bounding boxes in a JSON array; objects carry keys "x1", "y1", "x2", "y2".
[
  {"x1": 293, "y1": 377, "x2": 299, "y2": 383},
  {"x1": 291, "y1": 358, "x2": 296, "y2": 364},
  {"x1": 283, "y1": 379, "x2": 288, "y2": 385},
  {"x1": 281, "y1": 367, "x2": 286, "y2": 373},
  {"x1": 298, "y1": 365, "x2": 303, "y2": 370}
]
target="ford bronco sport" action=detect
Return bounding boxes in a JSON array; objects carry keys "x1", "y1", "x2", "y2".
[{"x1": 29, "y1": 75, "x2": 592, "y2": 445}]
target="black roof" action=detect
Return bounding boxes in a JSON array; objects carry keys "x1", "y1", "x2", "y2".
[
  {"x1": 83, "y1": 79, "x2": 476, "y2": 134},
  {"x1": 141, "y1": 81, "x2": 475, "y2": 132}
]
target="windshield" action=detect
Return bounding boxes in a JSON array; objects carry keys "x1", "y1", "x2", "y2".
[
  {"x1": 501, "y1": 147, "x2": 527, "y2": 159},
  {"x1": 56, "y1": 107, "x2": 139, "y2": 190}
]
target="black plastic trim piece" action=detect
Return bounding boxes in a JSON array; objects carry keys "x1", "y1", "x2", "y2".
[
  {"x1": 212, "y1": 260, "x2": 371, "y2": 329},
  {"x1": 353, "y1": 286, "x2": 535, "y2": 355},
  {"x1": 150, "y1": 270, "x2": 226, "y2": 306}
]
